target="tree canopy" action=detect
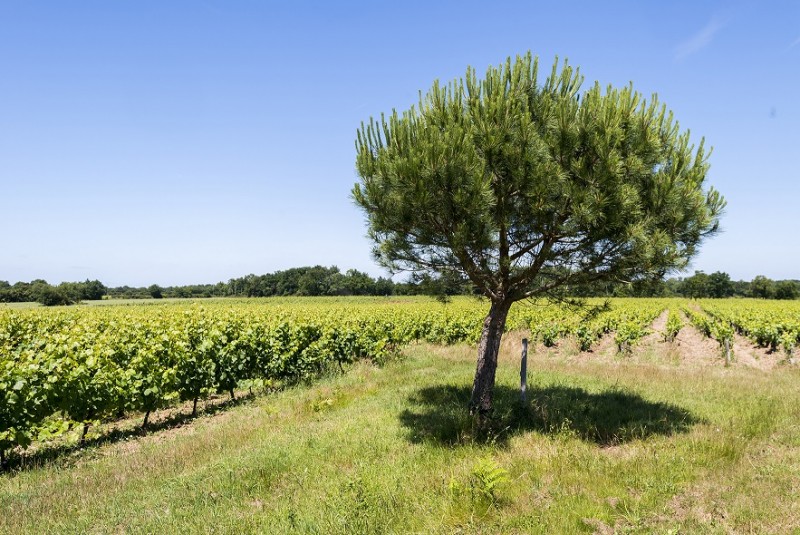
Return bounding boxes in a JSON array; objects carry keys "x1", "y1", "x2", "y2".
[
  {"x1": 354, "y1": 53, "x2": 724, "y2": 302},
  {"x1": 353, "y1": 53, "x2": 725, "y2": 414}
]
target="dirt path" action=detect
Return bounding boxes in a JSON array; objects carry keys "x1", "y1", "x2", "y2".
[
  {"x1": 649, "y1": 309, "x2": 669, "y2": 336},
  {"x1": 730, "y1": 333, "x2": 785, "y2": 371},
  {"x1": 566, "y1": 309, "x2": 792, "y2": 371},
  {"x1": 499, "y1": 308, "x2": 797, "y2": 373},
  {"x1": 589, "y1": 332, "x2": 619, "y2": 359},
  {"x1": 637, "y1": 309, "x2": 668, "y2": 346},
  {"x1": 670, "y1": 318, "x2": 724, "y2": 368}
]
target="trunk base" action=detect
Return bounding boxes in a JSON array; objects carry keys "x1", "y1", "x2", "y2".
[{"x1": 469, "y1": 299, "x2": 513, "y2": 416}]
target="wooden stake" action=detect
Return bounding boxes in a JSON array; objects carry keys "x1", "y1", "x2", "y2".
[{"x1": 520, "y1": 338, "x2": 528, "y2": 404}]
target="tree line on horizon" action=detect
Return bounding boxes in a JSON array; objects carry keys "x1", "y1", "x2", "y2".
[
  {"x1": 0, "y1": 266, "x2": 797, "y2": 306},
  {"x1": 588, "y1": 271, "x2": 799, "y2": 300},
  {"x1": 0, "y1": 266, "x2": 401, "y2": 305}
]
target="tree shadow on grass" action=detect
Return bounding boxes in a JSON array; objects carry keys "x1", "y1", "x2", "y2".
[{"x1": 399, "y1": 383, "x2": 701, "y2": 447}]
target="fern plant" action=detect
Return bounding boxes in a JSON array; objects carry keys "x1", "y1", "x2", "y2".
[{"x1": 450, "y1": 457, "x2": 510, "y2": 510}]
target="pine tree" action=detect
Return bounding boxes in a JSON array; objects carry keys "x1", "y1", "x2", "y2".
[{"x1": 353, "y1": 53, "x2": 725, "y2": 416}]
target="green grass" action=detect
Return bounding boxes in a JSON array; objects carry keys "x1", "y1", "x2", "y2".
[
  {"x1": 0, "y1": 301, "x2": 41, "y2": 310},
  {"x1": 2, "y1": 338, "x2": 799, "y2": 534}
]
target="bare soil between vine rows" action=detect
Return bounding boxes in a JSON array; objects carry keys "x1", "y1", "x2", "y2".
[{"x1": 502, "y1": 310, "x2": 796, "y2": 372}]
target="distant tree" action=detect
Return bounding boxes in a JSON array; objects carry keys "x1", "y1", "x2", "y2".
[
  {"x1": 621, "y1": 278, "x2": 668, "y2": 297},
  {"x1": 275, "y1": 268, "x2": 303, "y2": 295},
  {"x1": 414, "y1": 270, "x2": 473, "y2": 301},
  {"x1": 148, "y1": 284, "x2": 164, "y2": 299},
  {"x1": 57, "y1": 282, "x2": 83, "y2": 303},
  {"x1": 225, "y1": 267, "x2": 398, "y2": 297},
  {"x1": 243, "y1": 274, "x2": 268, "y2": 297},
  {"x1": 682, "y1": 271, "x2": 711, "y2": 298},
  {"x1": 0, "y1": 281, "x2": 11, "y2": 303},
  {"x1": 774, "y1": 280, "x2": 798, "y2": 300},
  {"x1": 354, "y1": 53, "x2": 724, "y2": 416},
  {"x1": 750, "y1": 275, "x2": 775, "y2": 299},
  {"x1": 31, "y1": 283, "x2": 72, "y2": 306},
  {"x1": 173, "y1": 287, "x2": 191, "y2": 298},
  {"x1": 110, "y1": 285, "x2": 138, "y2": 299},
  {"x1": 214, "y1": 282, "x2": 227, "y2": 297},
  {"x1": 80, "y1": 279, "x2": 107, "y2": 300},
  {"x1": 731, "y1": 279, "x2": 750, "y2": 297},
  {"x1": 12, "y1": 282, "x2": 34, "y2": 302},
  {"x1": 707, "y1": 271, "x2": 733, "y2": 298},
  {"x1": 296, "y1": 266, "x2": 338, "y2": 296},
  {"x1": 374, "y1": 276, "x2": 395, "y2": 296},
  {"x1": 664, "y1": 278, "x2": 684, "y2": 297},
  {"x1": 344, "y1": 269, "x2": 378, "y2": 295}
]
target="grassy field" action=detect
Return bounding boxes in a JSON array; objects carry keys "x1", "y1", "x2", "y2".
[
  {"x1": 0, "y1": 301, "x2": 41, "y2": 310},
  {"x1": 2, "y1": 328, "x2": 799, "y2": 534}
]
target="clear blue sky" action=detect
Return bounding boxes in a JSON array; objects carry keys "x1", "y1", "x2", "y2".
[{"x1": 1, "y1": 1, "x2": 798, "y2": 286}]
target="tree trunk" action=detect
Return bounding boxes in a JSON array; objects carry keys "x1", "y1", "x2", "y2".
[
  {"x1": 192, "y1": 397, "x2": 198, "y2": 417},
  {"x1": 469, "y1": 299, "x2": 513, "y2": 417},
  {"x1": 80, "y1": 423, "x2": 90, "y2": 446}
]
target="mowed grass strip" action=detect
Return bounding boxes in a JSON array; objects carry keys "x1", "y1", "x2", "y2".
[{"x1": 1, "y1": 337, "x2": 799, "y2": 534}]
